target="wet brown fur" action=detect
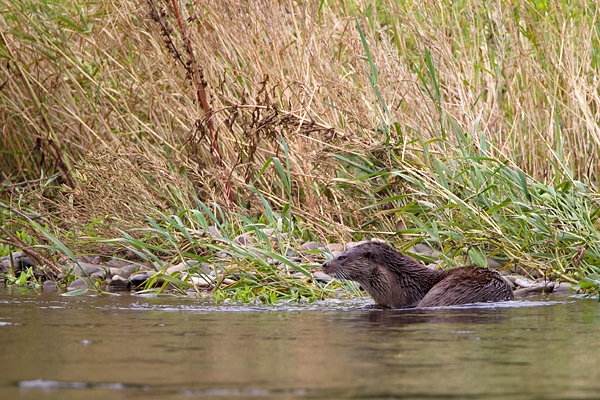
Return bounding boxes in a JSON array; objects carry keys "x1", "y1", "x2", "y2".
[{"x1": 322, "y1": 242, "x2": 513, "y2": 308}]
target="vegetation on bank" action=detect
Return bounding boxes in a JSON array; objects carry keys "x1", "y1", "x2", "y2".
[{"x1": 2, "y1": 0, "x2": 600, "y2": 299}]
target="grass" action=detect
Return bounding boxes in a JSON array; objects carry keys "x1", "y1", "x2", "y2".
[{"x1": 2, "y1": 0, "x2": 600, "y2": 299}]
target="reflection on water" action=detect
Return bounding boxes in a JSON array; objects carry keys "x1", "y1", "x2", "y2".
[{"x1": 0, "y1": 289, "x2": 598, "y2": 400}]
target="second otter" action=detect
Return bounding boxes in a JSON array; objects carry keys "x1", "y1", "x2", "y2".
[{"x1": 322, "y1": 241, "x2": 513, "y2": 308}]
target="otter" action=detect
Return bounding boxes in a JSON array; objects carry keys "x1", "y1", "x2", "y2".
[{"x1": 322, "y1": 241, "x2": 513, "y2": 308}]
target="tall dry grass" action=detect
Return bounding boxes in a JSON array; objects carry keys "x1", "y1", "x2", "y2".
[{"x1": 1, "y1": 0, "x2": 600, "y2": 251}]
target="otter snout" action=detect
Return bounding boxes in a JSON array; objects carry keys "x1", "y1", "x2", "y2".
[{"x1": 322, "y1": 260, "x2": 330, "y2": 272}]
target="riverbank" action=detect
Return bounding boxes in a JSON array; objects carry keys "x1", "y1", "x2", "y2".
[{"x1": 2, "y1": 0, "x2": 600, "y2": 299}]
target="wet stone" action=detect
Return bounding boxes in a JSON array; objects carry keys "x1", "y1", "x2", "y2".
[
  {"x1": 515, "y1": 278, "x2": 536, "y2": 288},
  {"x1": 129, "y1": 272, "x2": 153, "y2": 287},
  {"x1": 552, "y1": 282, "x2": 572, "y2": 295},
  {"x1": 42, "y1": 280, "x2": 57, "y2": 293},
  {"x1": 107, "y1": 275, "x2": 130, "y2": 290},
  {"x1": 109, "y1": 265, "x2": 138, "y2": 279},
  {"x1": 68, "y1": 277, "x2": 96, "y2": 291},
  {"x1": 67, "y1": 262, "x2": 106, "y2": 277},
  {"x1": 90, "y1": 271, "x2": 106, "y2": 280},
  {"x1": 0, "y1": 252, "x2": 36, "y2": 274}
]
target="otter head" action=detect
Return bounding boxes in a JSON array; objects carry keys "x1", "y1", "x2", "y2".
[
  {"x1": 323, "y1": 242, "x2": 433, "y2": 308},
  {"x1": 322, "y1": 242, "x2": 387, "y2": 283}
]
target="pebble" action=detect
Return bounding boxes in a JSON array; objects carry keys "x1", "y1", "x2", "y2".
[
  {"x1": 77, "y1": 255, "x2": 102, "y2": 264},
  {"x1": 208, "y1": 226, "x2": 222, "y2": 237},
  {"x1": 68, "y1": 277, "x2": 96, "y2": 291},
  {"x1": 107, "y1": 275, "x2": 130, "y2": 290},
  {"x1": 0, "y1": 252, "x2": 36, "y2": 274},
  {"x1": 190, "y1": 275, "x2": 215, "y2": 288},
  {"x1": 129, "y1": 271, "x2": 154, "y2": 287},
  {"x1": 487, "y1": 258, "x2": 504, "y2": 269},
  {"x1": 109, "y1": 265, "x2": 138, "y2": 279},
  {"x1": 313, "y1": 271, "x2": 333, "y2": 283},
  {"x1": 326, "y1": 243, "x2": 345, "y2": 253},
  {"x1": 290, "y1": 272, "x2": 305, "y2": 279},
  {"x1": 42, "y1": 281, "x2": 57, "y2": 293},
  {"x1": 165, "y1": 263, "x2": 186, "y2": 275},
  {"x1": 300, "y1": 242, "x2": 322, "y2": 251},
  {"x1": 285, "y1": 248, "x2": 298, "y2": 258},
  {"x1": 408, "y1": 243, "x2": 436, "y2": 256},
  {"x1": 66, "y1": 262, "x2": 106, "y2": 277},
  {"x1": 2, "y1": 239, "x2": 576, "y2": 300},
  {"x1": 234, "y1": 234, "x2": 253, "y2": 246},
  {"x1": 90, "y1": 271, "x2": 106, "y2": 280}
]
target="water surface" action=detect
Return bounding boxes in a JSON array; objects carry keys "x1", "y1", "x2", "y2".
[{"x1": 0, "y1": 289, "x2": 598, "y2": 399}]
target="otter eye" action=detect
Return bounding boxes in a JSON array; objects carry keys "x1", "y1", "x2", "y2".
[{"x1": 337, "y1": 255, "x2": 348, "y2": 262}]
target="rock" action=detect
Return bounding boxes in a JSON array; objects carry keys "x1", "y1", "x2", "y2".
[
  {"x1": 0, "y1": 252, "x2": 36, "y2": 274},
  {"x1": 313, "y1": 271, "x2": 333, "y2": 283},
  {"x1": 107, "y1": 275, "x2": 130, "y2": 290},
  {"x1": 190, "y1": 275, "x2": 215, "y2": 288},
  {"x1": 514, "y1": 282, "x2": 555, "y2": 297},
  {"x1": 260, "y1": 228, "x2": 275, "y2": 236},
  {"x1": 68, "y1": 277, "x2": 96, "y2": 291},
  {"x1": 77, "y1": 256, "x2": 102, "y2": 264},
  {"x1": 234, "y1": 234, "x2": 253, "y2": 246},
  {"x1": 104, "y1": 258, "x2": 133, "y2": 268},
  {"x1": 514, "y1": 278, "x2": 536, "y2": 288},
  {"x1": 90, "y1": 271, "x2": 106, "y2": 280},
  {"x1": 42, "y1": 281, "x2": 57, "y2": 293},
  {"x1": 166, "y1": 260, "x2": 203, "y2": 275},
  {"x1": 326, "y1": 243, "x2": 345, "y2": 253},
  {"x1": 290, "y1": 272, "x2": 305, "y2": 279},
  {"x1": 208, "y1": 226, "x2": 223, "y2": 237},
  {"x1": 109, "y1": 265, "x2": 138, "y2": 279},
  {"x1": 124, "y1": 250, "x2": 141, "y2": 260},
  {"x1": 552, "y1": 282, "x2": 572, "y2": 295},
  {"x1": 300, "y1": 241, "x2": 323, "y2": 251},
  {"x1": 408, "y1": 243, "x2": 436, "y2": 257},
  {"x1": 129, "y1": 271, "x2": 154, "y2": 287},
  {"x1": 487, "y1": 258, "x2": 504, "y2": 269},
  {"x1": 286, "y1": 248, "x2": 298, "y2": 258},
  {"x1": 166, "y1": 263, "x2": 187, "y2": 275},
  {"x1": 66, "y1": 262, "x2": 106, "y2": 277}
]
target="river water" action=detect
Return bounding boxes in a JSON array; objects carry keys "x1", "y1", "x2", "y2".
[{"x1": 1, "y1": 288, "x2": 599, "y2": 400}]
